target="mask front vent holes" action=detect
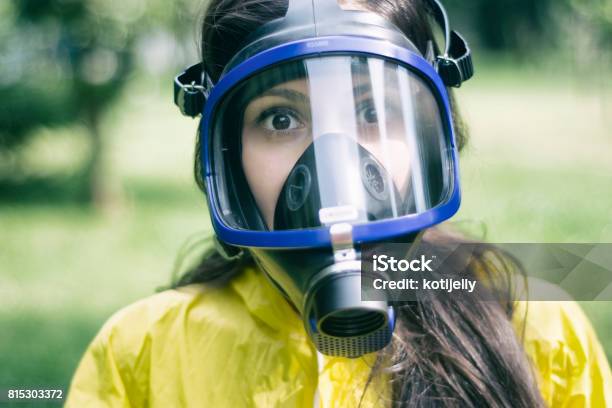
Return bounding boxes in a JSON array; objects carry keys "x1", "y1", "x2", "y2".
[{"x1": 361, "y1": 158, "x2": 389, "y2": 201}]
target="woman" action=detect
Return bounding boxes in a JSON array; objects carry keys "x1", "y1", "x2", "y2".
[{"x1": 67, "y1": 0, "x2": 611, "y2": 406}]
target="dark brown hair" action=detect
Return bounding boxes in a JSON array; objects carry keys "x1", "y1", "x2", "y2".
[{"x1": 176, "y1": 0, "x2": 544, "y2": 406}]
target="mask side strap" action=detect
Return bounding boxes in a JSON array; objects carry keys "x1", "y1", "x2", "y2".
[
  {"x1": 173, "y1": 63, "x2": 214, "y2": 117},
  {"x1": 426, "y1": 0, "x2": 474, "y2": 87}
]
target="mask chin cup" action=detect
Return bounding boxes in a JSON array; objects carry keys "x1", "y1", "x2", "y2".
[{"x1": 304, "y1": 267, "x2": 394, "y2": 358}]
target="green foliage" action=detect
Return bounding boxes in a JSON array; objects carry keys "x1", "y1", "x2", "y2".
[
  {"x1": 0, "y1": 0, "x2": 130, "y2": 149},
  {"x1": 444, "y1": 0, "x2": 611, "y2": 57},
  {"x1": 567, "y1": 0, "x2": 612, "y2": 47},
  {"x1": 0, "y1": 0, "x2": 199, "y2": 151},
  {"x1": 446, "y1": 0, "x2": 555, "y2": 51}
]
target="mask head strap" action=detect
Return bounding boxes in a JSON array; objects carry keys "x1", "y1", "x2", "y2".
[{"x1": 426, "y1": 0, "x2": 474, "y2": 87}]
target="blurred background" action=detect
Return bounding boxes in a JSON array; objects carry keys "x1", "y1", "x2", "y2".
[{"x1": 0, "y1": 0, "x2": 610, "y2": 403}]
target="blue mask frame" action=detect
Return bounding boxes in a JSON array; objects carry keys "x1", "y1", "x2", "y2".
[{"x1": 200, "y1": 36, "x2": 461, "y2": 249}]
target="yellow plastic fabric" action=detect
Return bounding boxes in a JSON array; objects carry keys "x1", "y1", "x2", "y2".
[{"x1": 66, "y1": 267, "x2": 612, "y2": 407}]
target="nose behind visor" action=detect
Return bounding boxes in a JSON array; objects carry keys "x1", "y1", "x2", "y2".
[{"x1": 274, "y1": 133, "x2": 410, "y2": 230}]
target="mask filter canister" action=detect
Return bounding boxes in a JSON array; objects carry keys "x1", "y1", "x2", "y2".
[{"x1": 304, "y1": 263, "x2": 395, "y2": 358}]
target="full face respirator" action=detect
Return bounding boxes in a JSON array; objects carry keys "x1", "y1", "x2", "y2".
[{"x1": 174, "y1": 0, "x2": 473, "y2": 358}]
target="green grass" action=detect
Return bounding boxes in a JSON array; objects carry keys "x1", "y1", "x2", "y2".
[{"x1": 0, "y1": 67, "x2": 610, "y2": 404}]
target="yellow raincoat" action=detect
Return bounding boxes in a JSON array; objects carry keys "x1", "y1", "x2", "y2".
[{"x1": 66, "y1": 267, "x2": 611, "y2": 407}]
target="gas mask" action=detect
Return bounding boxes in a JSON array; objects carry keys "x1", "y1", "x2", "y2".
[{"x1": 174, "y1": 0, "x2": 473, "y2": 357}]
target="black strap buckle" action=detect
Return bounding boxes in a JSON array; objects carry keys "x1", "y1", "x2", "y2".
[
  {"x1": 428, "y1": 0, "x2": 474, "y2": 87},
  {"x1": 173, "y1": 63, "x2": 213, "y2": 117}
]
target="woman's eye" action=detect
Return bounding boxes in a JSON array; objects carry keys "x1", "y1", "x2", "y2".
[
  {"x1": 358, "y1": 105, "x2": 378, "y2": 124},
  {"x1": 260, "y1": 109, "x2": 304, "y2": 131}
]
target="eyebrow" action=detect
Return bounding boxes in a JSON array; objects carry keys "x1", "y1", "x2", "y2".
[
  {"x1": 251, "y1": 81, "x2": 383, "y2": 105},
  {"x1": 254, "y1": 88, "x2": 309, "y2": 104}
]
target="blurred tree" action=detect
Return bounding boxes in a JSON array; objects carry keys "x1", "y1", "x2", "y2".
[
  {"x1": 444, "y1": 0, "x2": 555, "y2": 53},
  {"x1": 0, "y1": 0, "x2": 132, "y2": 207},
  {"x1": 566, "y1": 0, "x2": 612, "y2": 48},
  {"x1": 445, "y1": 0, "x2": 611, "y2": 56},
  {"x1": 0, "y1": 0, "x2": 199, "y2": 208}
]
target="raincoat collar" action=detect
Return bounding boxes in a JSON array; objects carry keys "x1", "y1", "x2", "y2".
[{"x1": 230, "y1": 266, "x2": 304, "y2": 333}]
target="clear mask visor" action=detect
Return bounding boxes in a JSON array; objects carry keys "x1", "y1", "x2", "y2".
[{"x1": 211, "y1": 55, "x2": 453, "y2": 231}]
